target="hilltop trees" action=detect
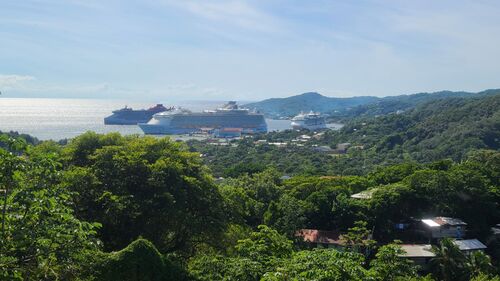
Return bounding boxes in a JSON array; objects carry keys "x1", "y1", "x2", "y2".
[
  {"x1": 1, "y1": 128, "x2": 500, "y2": 280},
  {"x1": 60, "y1": 132, "x2": 227, "y2": 253},
  {"x1": 0, "y1": 136, "x2": 100, "y2": 280}
]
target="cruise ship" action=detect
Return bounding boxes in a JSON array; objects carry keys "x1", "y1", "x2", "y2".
[
  {"x1": 104, "y1": 104, "x2": 170, "y2": 125},
  {"x1": 291, "y1": 111, "x2": 327, "y2": 130},
  {"x1": 138, "y1": 101, "x2": 267, "y2": 135}
]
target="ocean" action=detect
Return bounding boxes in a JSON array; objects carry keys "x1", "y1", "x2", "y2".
[{"x1": 0, "y1": 98, "x2": 341, "y2": 141}]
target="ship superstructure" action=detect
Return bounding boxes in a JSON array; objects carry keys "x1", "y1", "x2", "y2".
[
  {"x1": 104, "y1": 104, "x2": 170, "y2": 125},
  {"x1": 138, "y1": 101, "x2": 267, "y2": 135},
  {"x1": 291, "y1": 111, "x2": 327, "y2": 130}
]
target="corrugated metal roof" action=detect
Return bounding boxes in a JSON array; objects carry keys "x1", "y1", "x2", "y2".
[
  {"x1": 399, "y1": 244, "x2": 436, "y2": 258},
  {"x1": 422, "y1": 217, "x2": 467, "y2": 227},
  {"x1": 434, "y1": 217, "x2": 467, "y2": 226},
  {"x1": 422, "y1": 219, "x2": 440, "y2": 227},
  {"x1": 453, "y1": 239, "x2": 487, "y2": 251}
]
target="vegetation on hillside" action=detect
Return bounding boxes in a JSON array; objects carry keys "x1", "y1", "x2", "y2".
[
  {"x1": 191, "y1": 94, "x2": 500, "y2": 177},
  {"x1": 1, "y1": 92, "x2": 500, "y2": 280},
  {"x1": 243, "y1": 89, "x2": 500, "y2": 119}
]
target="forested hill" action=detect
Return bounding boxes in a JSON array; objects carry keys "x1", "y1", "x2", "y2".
[
  {"x1": 244, "y1": 92, "x2": 378, "y2": 118},
  {"x1": 326, "y1": 93, "x2": 500, "y2": 163},
  {"x1": 334, "y1": 88, "x2": 500, "y2": 119},
  {"x1": 191, "y1": 93, "x2": 500, "y2": 177},
  {"x1": 244, "y1": 89, "x2": 500, "y2": 118}
]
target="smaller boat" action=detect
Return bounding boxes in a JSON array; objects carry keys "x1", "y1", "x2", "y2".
[
  {"x1": 291, "y1": 111, "x2": 327, "y2": 130},
  {"x1": 104, "y1": 104, "x2": 171, "y2": 125}
]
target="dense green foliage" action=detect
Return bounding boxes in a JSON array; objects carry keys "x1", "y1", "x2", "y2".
[
  {"x1": 0, "y1": 136, "x2": 100, "y2": 280},
  {"x1": 330, "y1": 89, "x2": 500, "y2": 119},
  {"x1": 61, "y1": 132, "x2": 226, "y2": 253},
  {"x1": 189, "y1": 226, "x2": 424, "y2": 281},
  {"x1": 1, "y1": 92, "x2": 500, "y2": 280},
  {"x1": 190, "y1": 94, "x2": 500, "y2": 177},
  {"x1": 328, "y1": 94, "x2": 500, "y2": 162},
  {"x1": 96, "y1": 238, "x2": 188, "y2": 281}
]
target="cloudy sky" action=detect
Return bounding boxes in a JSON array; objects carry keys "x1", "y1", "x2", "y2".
[{"x1": 1, "y1": 0, "x2": 499, "y2": 101}]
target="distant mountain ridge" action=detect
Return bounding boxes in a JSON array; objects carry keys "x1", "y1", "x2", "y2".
[
  {"x1": 244, "y1": 89, "x2": 500, "y2": 118},
  {"x1": 244, "y1": 92, "x2": 378, "y2": 118}
]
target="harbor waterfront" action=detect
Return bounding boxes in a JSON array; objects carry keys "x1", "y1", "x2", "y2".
[{"x1": 0, "y1": 98, "x2": 342, "y2": 140}]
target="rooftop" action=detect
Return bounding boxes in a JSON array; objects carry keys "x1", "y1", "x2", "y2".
[
  {"x1": 295, "y1": 229, "x2": 343, "y2": 245},
  {"x1": 421, "y1": 217, "x2": 467, "y2": 227},
  {"x1": 399, "y1": 244, "x2": 435, "y2": 258},
  {"x1": 453, "y1": 239, "x2": 487, "y2": 251}
]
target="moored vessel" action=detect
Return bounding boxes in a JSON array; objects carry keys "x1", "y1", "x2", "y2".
[
  {"x1": 104, "y1": 104, "x2": 170, "y2": 125},
  {"x1": 291, "y1": 111, "x2": 327, "y2": 130},
  {"x1": 138, "y1": 101, "x2": 267, "y2": 135}
]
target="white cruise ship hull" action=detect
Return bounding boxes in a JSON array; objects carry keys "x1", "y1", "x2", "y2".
[{"x1": 138, "y1": 108, "x2": 268, "y2": 135}]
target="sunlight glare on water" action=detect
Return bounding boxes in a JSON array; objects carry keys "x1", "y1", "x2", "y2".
[{"x1": 0, "y1": 98, "x2": 303, "y2": 140}]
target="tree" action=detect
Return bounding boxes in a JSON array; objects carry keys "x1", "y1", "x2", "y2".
[
  {"x1": 466, "y1": 251, "x2": 495, "y2": 279},
  {"x1": 431, "y1": 238, "x2": 468, "y2": 281},
  {"x1": 61, "y1": 134, "x2": 227, "y2": 253},
  {"x1": 341, "y1": 221, "x2": 376, "y2": 254},
  {"x1": 471, "y1": 273, "x2": 500, "y2": 281},
  {"x1": 188, "y1": 255, "x2": 263, "y2": 281},
  {"x1": 264, "y1": 195, "x2": 307, "y2": 236},
  {"x1": 0, "y1": 141, "x2": 100, "y2": 281},
  {"x1": 219, "y1": 169, "x2": 283, "y2": 228},
  {"x1": 235, "y1": 225, "x2": 293, "y2": 267},
  {"x1": 261, "y1": 249, "x2": 368, "y2": 281},
  {"x1": 188, "y1": 226, "x2": 292, "y2": 281},
  {"x1": 96, "y1": 238, "x2": 188, "y2": 281},
  {"x1": 368, "y1": 244, "x2": 418, "y2": 281}
]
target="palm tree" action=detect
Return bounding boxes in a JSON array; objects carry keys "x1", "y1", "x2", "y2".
[
  {"x1": 431, "y1": 238, "x2": 468, "y2": 281},
  {"x1": 466, "y1": 251, "x2": 494, "y2": 278}
]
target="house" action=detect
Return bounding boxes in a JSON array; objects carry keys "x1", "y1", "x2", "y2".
[
  {"x1": 452, "y1": 239, "x2": 487, "y2": 254},
  {"x1": 336, "y1": 142, "x2": 351, "y2": 152},
  {"x1": 399, "y1": 244, "x2": 435, "y2": 269},
  {"x1": 420, "y1": 217, "x2": 467, "y2": 240},
  {"x1": 295, "y1": 229, "x2": 345, "y2": 250},
  {"x1": 313, "y1": 146, "x2": 334, "y2": 153},
  {"x1": 297, "y1": 135, "x2": 312, "y2": 142},
  {"x1": 399, "y1": 239, "x2": 487, "y2": 269},
  {"x1": 312, "y1": 132, "x2": 325, "y2": 140},
  {"x1": 269, "y1": 142, "x2": 288, "y2": 147}
]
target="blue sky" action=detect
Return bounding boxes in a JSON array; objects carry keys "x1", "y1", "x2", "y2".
[{"x1": 1, "y1": 0, "x2": 499, "y2": 101}]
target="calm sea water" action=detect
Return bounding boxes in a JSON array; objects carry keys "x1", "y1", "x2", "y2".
[{"x1": 0, "y1": 98, "x2": 340, "y2": 141}]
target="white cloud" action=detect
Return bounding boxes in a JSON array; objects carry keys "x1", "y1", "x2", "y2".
[
  {"x1": 0, "y1": 74, "x2": 36, "y2": 88},
  {"x1": 163, "y1": 0, "x2": 282, "y2": 33}
]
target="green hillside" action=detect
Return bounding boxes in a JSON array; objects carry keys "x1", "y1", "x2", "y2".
[
  {"x1": 244, "y1": 89, "x2": 500, "y2": 119},
  {"x1": 333, "y1": 88, "x2": 500, "y2": 119},
  {"x1": 191, "y1": 93, "x2": 500, "y2": 177},
  {"x1": 328, "y1": 94, "x2": 500, "y2": 163},
  {"x1": 244, "y1": 92, "x2": 378, "y2": 118}
]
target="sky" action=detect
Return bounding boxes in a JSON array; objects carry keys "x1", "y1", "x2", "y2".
[{"x1": 1, "y1": 0, "x2": 500, "y2": 101}]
